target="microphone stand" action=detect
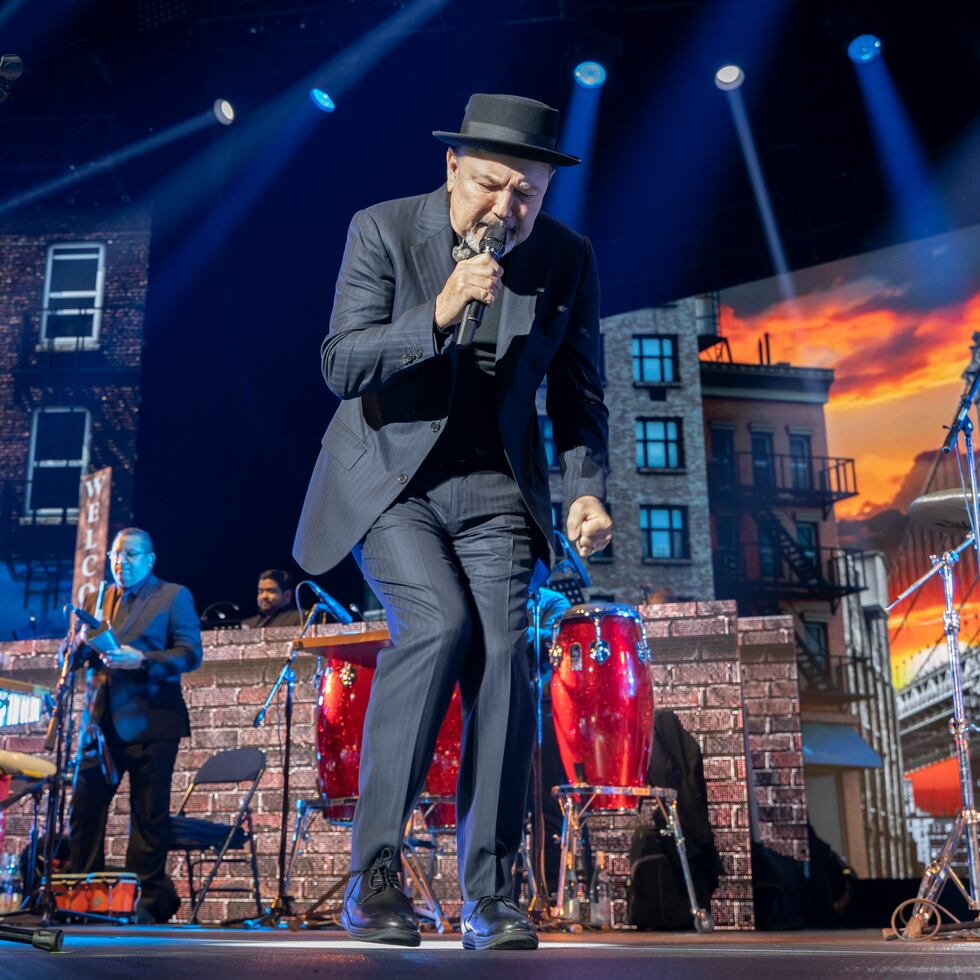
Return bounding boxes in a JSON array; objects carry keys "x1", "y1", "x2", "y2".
[
  {"x1": 525, "y1": 588, "x2": 552, "y2": 923},
  {"x1": 244, "y1": 603, "x2": 325, "y2": 928}
]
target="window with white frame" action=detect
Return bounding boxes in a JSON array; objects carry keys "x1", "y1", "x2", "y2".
[
  {"x1": 26, "y1": 408, "x2": 91, "y2": 516},
  {"x1": 41, "y1": 243, "x2": 105, "y2": 346}
]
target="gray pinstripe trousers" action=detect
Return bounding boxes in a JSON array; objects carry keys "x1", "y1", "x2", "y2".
[{"x1": 350, "y1": 461, "x2": 536, "y2": 899}]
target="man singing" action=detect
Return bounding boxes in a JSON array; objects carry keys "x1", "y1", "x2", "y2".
[
  {"x1": 69, "y1": 527, "x2": 203, "y2": 923},
  {"x1": 294, "y1": 93, "x2": 611, "y2": 949}
]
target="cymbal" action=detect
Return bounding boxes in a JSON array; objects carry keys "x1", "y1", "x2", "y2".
[
  {"x1": 908, "y1": 488, "x2": 974, "y2": 533},
  {"x1": 0, "y1": 750, "x2": 56, "y2": 779}
]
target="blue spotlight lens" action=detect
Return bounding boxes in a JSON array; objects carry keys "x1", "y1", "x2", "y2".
[
  {"x1": 310, "y1": 89, "x2": 336, "y2": 112},
  {"x1": 574, "y1": 62, "x2": 607, "y2": 89},
  {"x1": 848, "y1": 34, "x2": 882, "y2": 64}
]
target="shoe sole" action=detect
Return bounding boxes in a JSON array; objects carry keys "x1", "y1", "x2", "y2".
[
  {"x1": 341, "y1": 912, "x2": 421, "y2": 947},
  {"x1": 462, "y1": 930, "x2": 539, "y2": 951}
]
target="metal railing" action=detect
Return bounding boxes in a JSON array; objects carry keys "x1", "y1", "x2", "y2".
[
  {"x1": 708, "y1": 452, "x2": 858, "y2": 507},
  {"x1": 714, "y1": 543, "x2": 866, "y2": 599}
]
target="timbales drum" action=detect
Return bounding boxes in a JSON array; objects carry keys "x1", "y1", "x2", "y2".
[
  {"x1": 316, "y1": 660, "x2": 462, "y2": 827},
  {"x1": 549, "y1": 602, "x2": 654, "y2": 811}
]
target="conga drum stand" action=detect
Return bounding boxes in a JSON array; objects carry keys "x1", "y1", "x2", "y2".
[
  {"x1": 552, "y1": 783, "x2": 714, "y2": 933},
  {"x1": 283, "y1": 797, "x2": 450, "y2": 933}
]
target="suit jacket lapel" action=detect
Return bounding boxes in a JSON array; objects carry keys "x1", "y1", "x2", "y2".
[
  {"x1": 117, "y1": 574, "x2": 158, "y2": 642},
  {"x1": 411, "y1": 186, "x2": 455, "y2": 305}
]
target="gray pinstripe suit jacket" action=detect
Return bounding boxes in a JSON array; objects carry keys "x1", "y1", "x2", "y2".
[{"x1": 293, "y1": 185, "x2": 608, "y2": 576}]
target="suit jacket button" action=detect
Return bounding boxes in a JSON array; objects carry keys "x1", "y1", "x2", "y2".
[
  {"x1": 431, "y1": 421, "x2": 441, "y2": 432},
  {"x1": 401, "y1": 354, "x2": 412, "y2": 365},
  {"x1": 397, "y1": 473, "x2": 408, "y2": 484}
]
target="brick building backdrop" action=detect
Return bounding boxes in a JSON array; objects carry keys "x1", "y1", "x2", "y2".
[{"x1": 0, "y1": 208, "x2": 150, "y2": 638}]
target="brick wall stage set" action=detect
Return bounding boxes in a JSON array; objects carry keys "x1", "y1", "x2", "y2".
[{"x1": 0, "y1": 601, "x2": 805, "y2": 930}]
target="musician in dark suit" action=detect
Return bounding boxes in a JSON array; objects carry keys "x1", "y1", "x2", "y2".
[
  {"x1": 293, "y1": 94, "x2": 611, "y2": 949},
  {"x1": 69, "y1": 527, "x2": 203, "y2": 923}
]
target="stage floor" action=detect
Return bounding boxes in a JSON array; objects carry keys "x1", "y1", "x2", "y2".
[{"x1": 2, "y1": 926, "x2": 980, "y2": 979}]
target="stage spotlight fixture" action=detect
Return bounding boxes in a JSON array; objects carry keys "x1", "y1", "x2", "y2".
[
  {"x1": 714, "y1": 64, "x2": 744, "y2": 91},
  {"x1": 574, "y1": 61, "x2": 607, "y2": 89},
  {"x1": 310, "y1": 88, "x2": 336, "y2": 112},
  {"x1": 212, "y1": 99, "x2": 235, "y2": 125},
  {"x1": 848, "y1": 34, "x2": 882, "y2": 64}
]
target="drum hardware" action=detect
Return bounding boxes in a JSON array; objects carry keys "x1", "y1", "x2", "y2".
[
  {"x1": 886, "y1": 363, "x2": 980, "y2": 942},
  {"x1": 282, "y1": 797, "x2": 451, "y2": 933},
  {"x1": 337, "y1": 662, "x2": 357, "y2": 689},
  {"x1": 589, "y1": 613, "x2": 611, "y2": 665},
  {"x1": 551, "y1": 783, "x2": 714, "y2": 933}
]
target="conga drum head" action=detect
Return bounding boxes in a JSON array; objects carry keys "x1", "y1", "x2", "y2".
[{"x1": 549, "y1": 603, "x2": 654, "y2": 810}]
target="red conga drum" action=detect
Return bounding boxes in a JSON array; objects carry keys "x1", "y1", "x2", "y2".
[
  {"x1": 316, "y1": 660, "x2": 463, "y2": 825},
  {"x1": 548, "y1": 602, "x2": 654, "y2": 810},
  {"x1": 316, "y1": 659, "x2": 373, "y2": 822}
]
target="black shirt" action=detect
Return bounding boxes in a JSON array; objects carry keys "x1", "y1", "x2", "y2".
[
  {"x1": 428, "y1": 266, "x2": 509, "y2": 473},
  {"x1": 241, "y1": 607, "x2": 303, "y2": 629}
]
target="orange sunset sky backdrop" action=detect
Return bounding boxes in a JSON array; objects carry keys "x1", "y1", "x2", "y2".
[{"x1": 716, "y1": 223, "x2": 980, "y2": 689}]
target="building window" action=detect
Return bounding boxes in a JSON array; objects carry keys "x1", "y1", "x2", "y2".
[
  {"x1": 709, "y1": 425, "x2": 735, "y2": 487},
  {"x1": 803, "y1": 620, "x2": 829, "y2": 668},
  {"x1": 789, "y1": 433, "x2": 813, "y2": 490},
  {"x1": 751, "y1": 431, "x2": 774, "y2": 489},
  {"x1": 631, "y1": 335, "x2": 678, "y2": 384},
  {"x1": 26, "y1": 407, "x2": 91, "y2": 517},
  {"x1": 758, "y1": 524, "x2": 779, "y2": 579},
  {"x1": 636, "y1": 418, "x2": 683, "y2": 470},
  {"x1": 640, "y1": 505, "x2": 688, "y2": 560},
  {"x1": 41, "y1": 243, "x2": 106, "y2": 346},
  {"x1": 588, "y1": 503, "x2": 613, "y2": 563},
  {"x1": 796, "y1": 520, "x2": 819, "y2": 569},
  {"x1": 540, "y1": 416, "x2": 560, "y2": 471}
]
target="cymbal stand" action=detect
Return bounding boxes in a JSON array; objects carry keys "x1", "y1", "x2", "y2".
[
  {"x1": 244, "y1": 603, "x2": 326, "y2": 927},
  {"x1": 886, "y1": 535, "x2": 977, "y2": 939}
]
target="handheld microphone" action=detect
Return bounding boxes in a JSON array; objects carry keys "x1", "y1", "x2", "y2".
[
  {"x1": 456, "y1": 220, "x2": 507, "y2": 348},
  {"x1": 303, "y1": 581, "x2": 354, "y2": 624}
]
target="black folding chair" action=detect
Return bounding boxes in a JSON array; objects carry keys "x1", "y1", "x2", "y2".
[{"x1": 167, "y1": 747, "x2": 265, "y2": 924}]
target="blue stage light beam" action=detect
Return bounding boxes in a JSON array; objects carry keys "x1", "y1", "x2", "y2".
[
  {"x1": 722, "y1": 82, "x2": 797, "y2": 311},
  {"x1": 146, "y1": 0, "x2": 454, "y2": 320},
  {"x1": 549, "y1": 65, "x2": 605, "y2": 231},
  {"x1": 851, "y1": 41, "x2": 946, "y2": 242},
  {"x1": 598, "y1": 0, "x2": 794, "y2": 308},
  {"x1": 0, "y1": 107, "x2": 228, "y2": 217}
]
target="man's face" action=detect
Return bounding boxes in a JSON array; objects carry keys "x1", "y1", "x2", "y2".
[
  {"x1": 257, "y1": 578, "x2": 291, "y2": 615},
  {"x1": 109, "y1": 533, "x2": 154, "y2": 590},
  {"x1": 446, "y1": 148, "x2": 553, "y2": 253}
]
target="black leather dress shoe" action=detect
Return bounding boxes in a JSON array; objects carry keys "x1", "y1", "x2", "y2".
[
  {"x1": 340, "y1": 848, "x2": 420, "y2": 946},
  {"x1": 460, "y1": 896, "x2": 538, "y2": 950}
]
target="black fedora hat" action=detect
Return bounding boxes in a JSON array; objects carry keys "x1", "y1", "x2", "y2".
[{"x1": 433, "y1": 93, "x2": 580, "y2": 168}]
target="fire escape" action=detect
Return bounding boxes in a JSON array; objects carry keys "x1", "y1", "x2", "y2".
[{"x1": 709, "y1": 447, "x2": 866, "y2": 696}]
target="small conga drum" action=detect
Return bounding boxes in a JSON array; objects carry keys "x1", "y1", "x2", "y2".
[
  {"x1": 316, "y1": 659, "x2": 373, "y2": 822},
  {"x1": 316, "y1": 661, "x2": 462, "y2": 826},
  {"x1": 548, "y1": 602, "x2": 654, "y2": 810}
]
